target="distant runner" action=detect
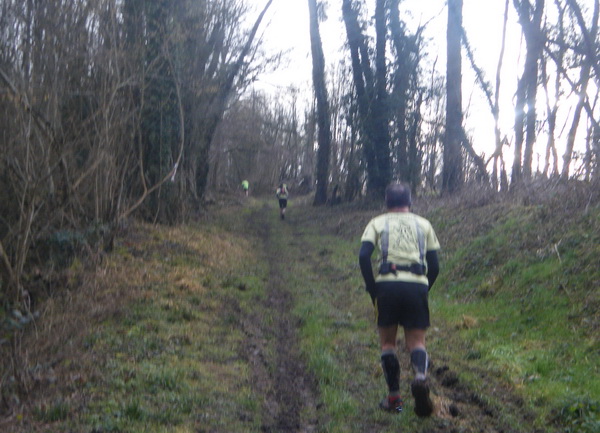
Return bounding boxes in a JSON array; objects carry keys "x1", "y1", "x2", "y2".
[
  {"x1": 241, "y1": 179, "x2": 249, "y2": 197},
  {"x1": 276, "y1": 183, "x2": 288, "y2": 220},
  {"x1": 358, "y1": 182, "x2": 440, "y2": 416}
]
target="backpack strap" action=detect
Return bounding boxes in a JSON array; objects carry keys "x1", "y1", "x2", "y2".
[
  {"x1": 381, "y1": 218, "x2": 390, "y2": 265},
  {"x1": 414, "y1": 216, "x2": 425, "y2": 269}
]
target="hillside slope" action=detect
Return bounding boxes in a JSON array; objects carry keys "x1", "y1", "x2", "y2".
[{"x1": 314, "y1": 182, "x2": 600, "y2": 432}]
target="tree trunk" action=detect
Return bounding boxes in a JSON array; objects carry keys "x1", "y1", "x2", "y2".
[
  {"x1": 342, "y1": 0, "x2": 377, "y2": 195},
  {"x1": 443, "y1": 0, "x2": 464, "y2": 194},
  {"x1": 491, "y1": 0, "x2": 510, "y2": 190},
  {"x1": 372, "y1": 0, "x2": 391, "y2": 196},
  {"x1": 388, "y1": 0, "x2": 410, "y2": 182},
  {"x1": 512, "y1": 0, "x2": 545, "y2": 183},
  {"x1": 540, "y1": 13, "x2": 561, "y2": 179},
  {"x1": 562, "y1": 60, "x2": 594, "y2": 179},
  {"x1": 308, "y1": 0, "x2": 332, "y2": 206},
  {"x1": 341, "y1": 0, "x2": 390, "y2": 199},
  {"x1": 562, "y1": 0, "x2": 599, "y2": 178}
]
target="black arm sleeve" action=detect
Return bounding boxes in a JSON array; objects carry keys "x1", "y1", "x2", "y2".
[
  {"x1": 359, "y1": 241, "x2": 377, "y2": 301},
  {"x1": 425, "y1": 250, "x2": 439, "y2": 291}
]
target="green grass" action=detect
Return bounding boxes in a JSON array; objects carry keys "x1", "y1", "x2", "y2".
[
  {"x1": 60, "y1": 222, "x2": 269, "y2": 433},
  {"x1": 34, "y1": 400, "x2": 70, "y2": 422},
  {"x1": 429, "y1": 204, "x2": 600, "y2": 432}
]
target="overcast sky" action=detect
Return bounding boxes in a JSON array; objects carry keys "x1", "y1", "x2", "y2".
[{"x1": 250, "y1": 0, "x2": 518, "y2": 90}]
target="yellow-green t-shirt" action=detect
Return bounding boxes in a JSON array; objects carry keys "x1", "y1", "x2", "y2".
[
  {"x1": 276, "y1": 186, "x2": 288, "y2": 199},
  {"x1": 360, "y1": 212, "x2": 440, "y2": 285}
]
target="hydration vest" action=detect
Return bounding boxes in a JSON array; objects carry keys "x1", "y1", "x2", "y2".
[{"x1": 378, "y1": 216, "x2": 426, "y2": 276}]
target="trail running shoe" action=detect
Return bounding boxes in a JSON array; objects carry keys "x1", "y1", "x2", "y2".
[
  {"x1": 379, "y1": 395, "x2": 403, "y2": 413},
  {"x1": 411, "y1": 378, "x2": 434, "y2": 417}
]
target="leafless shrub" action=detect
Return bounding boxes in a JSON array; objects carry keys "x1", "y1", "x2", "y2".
[{"x1": 0, "y1": 0, "x2": 275, "y2": 409}]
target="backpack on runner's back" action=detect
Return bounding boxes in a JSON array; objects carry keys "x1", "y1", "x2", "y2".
[{"x1": 277, "y1": 185, "x2": 288, "y2": 198}]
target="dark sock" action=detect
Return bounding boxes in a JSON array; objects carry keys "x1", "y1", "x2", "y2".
[
  {"x1": 410, "y1": 348, "x2": 428, "y2": 377},
  {"x1": 381, "y1": 350, "x2": 400, "y2": 393}
]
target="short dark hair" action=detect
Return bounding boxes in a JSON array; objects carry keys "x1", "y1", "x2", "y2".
[{"x1": 385, "y1": 183, "x2": 411, "y2": 208}]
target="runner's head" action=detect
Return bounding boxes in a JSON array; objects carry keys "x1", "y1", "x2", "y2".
[{"x1": 385, "y1": 183, "x2": 411, "y2": 209}]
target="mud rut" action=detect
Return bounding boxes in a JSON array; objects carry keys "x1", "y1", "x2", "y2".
[
  {"x1": 239, "y1": 202, "x2": 541, "y2": 433},
  {"x1": 240, "y1": 203, "x2": 319, "y2": 433}
]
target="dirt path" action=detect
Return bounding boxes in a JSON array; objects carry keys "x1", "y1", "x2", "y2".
[
  {"x1": 227, "y1": 199, "x2": 546, "y2": 433},
  {"x1": 241, "y1": 202, "x2": 319, "y2": 432}
]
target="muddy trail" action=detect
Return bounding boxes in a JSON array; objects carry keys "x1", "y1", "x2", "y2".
[
  {"x1": 240, "y1": 202, "x2": 319, "y2": 433},
  {"x1": 237, "y1": 200, "x2": 543, "y2": 433}
]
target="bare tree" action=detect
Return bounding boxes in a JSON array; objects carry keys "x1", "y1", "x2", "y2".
[
  {"x1": 327, "y1": 61, "x2": 361, "y2": 201},
  {"x1": 342, "y1": 0, "x2": 391, "y2": 199},
  {"x1": 207, "y1": 91, "x2": 305, "y2": 195},
  {"x1": 308, "y1": 0, "x2": 332, "y2": 205},
  {"x1": 0, "y1": 0, "x2": 274, "y2": 308},
  {"x1": 192, "y1": 0, "x2": 274, "y2": 201},
  {"x1": 540, "y1": 56, "x2": 560, "y2": 177},
  {"x1": 512, "y1": 0, "x2": 545, "y2": 183},
  {"x1": 540, "y1": 0, "x2": 564, "y2": 178},
  {"x1": 491, "y1": 0, "x2": 512, "y2": 189},
  {"x1": 562, "y1": 0, "x2": 599, "y2": 178},
  {"x1": 443, "y1": 0, "x2": 464, "y2": 193},
  {"x1": 389, "y1": 0, "x2": 427, "y2": 190}
]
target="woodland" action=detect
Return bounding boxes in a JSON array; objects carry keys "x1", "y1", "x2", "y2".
[{"x1": 1, "y1": 0, "x2": 600, "y2": 420}]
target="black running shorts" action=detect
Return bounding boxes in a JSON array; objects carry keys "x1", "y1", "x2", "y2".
[
  {"x1": 375, "y1": 281, "x2": 430, "y2": 329},
  {"x1": 278, "y1": 198, "x2": 287, "y2": 209}
]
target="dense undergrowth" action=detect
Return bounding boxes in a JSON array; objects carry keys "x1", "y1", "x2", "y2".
[{"x1": 0, "y1": 181, "x2": 598, "y2": 432}]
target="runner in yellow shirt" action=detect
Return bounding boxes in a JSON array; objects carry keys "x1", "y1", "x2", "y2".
[
  {"x1": 276, "y1": 183, "x2": 288, "y2": 220},
  {"x1": 241, "y1": 180, "x2": 249, "y2": 196},
  {"x1": 359, "y1": 182, "x2": 440, "y2": 416}
]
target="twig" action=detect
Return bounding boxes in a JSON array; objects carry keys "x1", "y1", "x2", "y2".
[
  {"x1": 584, "y1": 192, "x2": 593, "y2": 215},
  {"x1": 554, "y1": 239, "x2": 562, "y2": 263}
]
